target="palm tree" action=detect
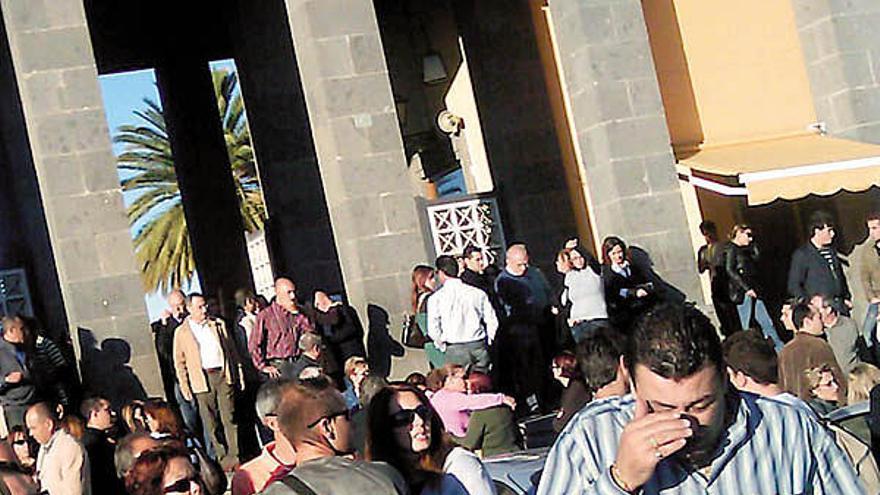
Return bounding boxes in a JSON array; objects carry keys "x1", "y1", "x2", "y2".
[{"x1": 115, "y1": 69, "x2": 265, "y2": 293}]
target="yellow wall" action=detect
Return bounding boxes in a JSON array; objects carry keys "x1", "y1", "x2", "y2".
[{"x1": 643, "y1": 0, "x2": 817, "y2": 152}]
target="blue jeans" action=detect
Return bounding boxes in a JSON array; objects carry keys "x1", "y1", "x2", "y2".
[
  {"x1": 864, "y1": 302, "x2": 879, "y2": 348},
  {"x1": 737, "y1": 295, "x2": 784, "y2": 352}
]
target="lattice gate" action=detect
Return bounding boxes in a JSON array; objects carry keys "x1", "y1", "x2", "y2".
[{"x1": 425, "y1": 194, "x2": 507, "y2": 265}]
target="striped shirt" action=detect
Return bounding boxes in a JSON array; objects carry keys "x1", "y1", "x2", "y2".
[{"x1": 537, "y1": 392, "x2": 864, "y2": 494}]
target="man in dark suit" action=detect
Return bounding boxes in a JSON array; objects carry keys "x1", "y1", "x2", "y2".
[{"x1": 788, "y1": 211, "x2": 852, "y2": 316}]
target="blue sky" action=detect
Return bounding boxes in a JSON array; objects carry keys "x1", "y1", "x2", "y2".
[{"x1": 97, "y1": 60, "x2": 237, "y2": 320}]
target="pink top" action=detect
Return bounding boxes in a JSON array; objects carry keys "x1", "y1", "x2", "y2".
[{"x1": 429, "y1": 389, "x2": 505, "y2": 437}]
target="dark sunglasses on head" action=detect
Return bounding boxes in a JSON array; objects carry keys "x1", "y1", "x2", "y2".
[
  {"x1": 307, "y1": 408, "x2": 352, "y2": 429},
  {"x1": 391, "y1": 404, "x2": 432, "y2": 428},
  {"x1": 163, "y1": 476, "x2": 198, "y2": 494}
]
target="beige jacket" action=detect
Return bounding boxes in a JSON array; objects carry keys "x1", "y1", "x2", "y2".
[
  {"x1": 36, "y1": 429, "x2": 90, "y2": 495},
  {"x1": 173, "y1": 317, "x2": 243, "y2": 401},
  {"x1": 860, "y1": 242, "x2": 880, "y2": 301}
]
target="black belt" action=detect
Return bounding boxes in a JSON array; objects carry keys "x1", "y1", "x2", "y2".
[{"x1": 204, "y1": 367, "x2": 223, "y2": 374}]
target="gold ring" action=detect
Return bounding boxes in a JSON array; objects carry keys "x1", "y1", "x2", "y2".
[
  {"x1": 654, "y1": 449, "x2": 664, "y2": 459},
  {"x1": 649, "y1": 437, "x2": 659, "y2": 449}
]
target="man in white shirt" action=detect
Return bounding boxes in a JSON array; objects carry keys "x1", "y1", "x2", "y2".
[
  {"x1": 174, "y1": 293, "x2": 244, "y2": 471},
  {"x1": 26, "y1": 402, "x2": 90, "y2": 495},
  {"x1": 428, "y1": 255, "x2": 498, "y2": 374}
]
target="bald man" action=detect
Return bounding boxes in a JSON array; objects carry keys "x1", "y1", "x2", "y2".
[
  {"x1": 249, "y1": 278, "x2": 315, "y2": 380},
  {"x1": 26, "y1": 402, "x2": 91, "y2": 495},
  {"x1": 151, "y1": 290, "x2": 188, "y2": 402},
  {"x1": 494, "y1": 243, "x2": 553, "y2": 413}
]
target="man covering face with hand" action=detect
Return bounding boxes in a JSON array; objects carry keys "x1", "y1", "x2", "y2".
[{"x1": 538, "y1": 303, "x2": 865, "y2": 494}]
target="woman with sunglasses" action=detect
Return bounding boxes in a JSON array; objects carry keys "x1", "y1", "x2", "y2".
[
  {"x1": 367, "y1": 384, "x2": 497, "y2": 495},
  {"x1": 125, "y1": 444, "x2": 207, "y2": 495}
]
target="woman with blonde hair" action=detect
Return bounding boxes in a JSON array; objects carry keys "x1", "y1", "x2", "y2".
[{"x1": 847, "y1": 363, "x2": 880, "y2": 405}]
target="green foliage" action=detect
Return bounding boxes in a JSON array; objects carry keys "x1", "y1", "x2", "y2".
[{"x1": 115, "y1": 69, "x2": 265, "y2": 293}]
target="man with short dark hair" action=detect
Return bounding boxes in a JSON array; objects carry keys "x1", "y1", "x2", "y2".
[
  {"x1": 538, "y1": 303, "x2": 863, "y2": 494},
  {"x1": 788, "y1": 210, "x2": 852, "y2": 315},
  {"x1": 81, "y1": 396, "x2": 124, "y2": 493},
  {"x1": 261, "y1": 378, "x2": 407, "y2": 494},
  {"x1": 575, "y1": 326, "x2": 628, "y2": 400},
  {"x1": 289, "y1": 333, "x2": 323, "y2": 382},
  {"x1": 460, "y1": 246, "x2": 495, "y2": 298},
  {"x1": 860, "y1": 212, "x2": 880, "y2": 355},
  {"x1": 722, "y1": 330, "x2": 812, "y2": 413},
  {"x1": 778, "y1": 301, "x2": 847, "y2": 402},
  {"x1": 232, "y1": 381, "x2": 297, "y2": 495},
  {"x1": 174, "y1": 292, "x2": 243, "y2": 470},
  {"x1": 0, "y1": 316, "x2": 35, "y2": 429},
  {"x1": 812, "y1": 293, "x2": 862, "y2": 374},
  {"x1": 428, "y1": 255, "x2": 498, "y2": 374},
  {"x1": 26, "y1": 402, "x2": 90, "y2": 495}
]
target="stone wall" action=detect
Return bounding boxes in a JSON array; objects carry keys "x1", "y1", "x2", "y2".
[
  {"x1": 793, "y1": 0, "x2": 880, "y2": 143},
  {"x1": 282, "y1": 0, "x2": 431, "y2": 377},
  {"x1": 0, "y1": 0, "x2": 161, "y2": 400},
  {"x1": 547, "y1": 0, "x2": 701, "y2": 299}
]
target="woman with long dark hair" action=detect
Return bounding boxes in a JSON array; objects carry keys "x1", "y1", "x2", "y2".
[
  {"x1": 411, "y1": 265, "x2": 444, "y2": 369},
  {"x1": 550, "y1": 351, "x2": 589, "y2": 432},
  {"x1": 600, "y1": 236, "x2": 654, "y2": 332},
  {"x1": 367, "y1": 384, "x2": 497, "y2": 495}
]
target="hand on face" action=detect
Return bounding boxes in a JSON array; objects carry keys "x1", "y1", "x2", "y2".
[{"x1": 613, "y1": 398, "x2": 692, "y2": 490}]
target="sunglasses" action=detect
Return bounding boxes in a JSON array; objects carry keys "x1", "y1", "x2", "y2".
[
  {"x1": 391, "y1": 404, "x2": 432, "y2": 428},
  {"x1": 307, "y1": 408, "x2": 352, "y2": 429},
  {"x1": 11, "y1": 440, "x2": 26, "y2": 446},
  {"x1": 163, "y1": 476, "x2": 199, "y2": 494}
]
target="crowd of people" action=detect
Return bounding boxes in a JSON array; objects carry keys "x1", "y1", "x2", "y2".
[{"x1": 0, "y1": 208, "x2": 879, "y2": 493}]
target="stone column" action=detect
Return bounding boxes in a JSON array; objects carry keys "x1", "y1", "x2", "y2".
[
  {"x1": 229, "y1": 0, "x2": 345, "y2": 297},
  {"x1": 454, "y1": 0, "x2": 578, "y2": 268},
  {"x1": 791, "y1": 0, "x2": 880, "y2": 143},
  {"x1": 0, "y1": 0, "x2": 161, "y2": 399},
  {"x1": 546, "y1": 0, "x2": 702, "y2": 299},
  {"x1": 281, "y1": 0, "x2": 431, "y2": 377},
  {"x1": 155, "y1": 61, "x2": 254, "y2": 306}
]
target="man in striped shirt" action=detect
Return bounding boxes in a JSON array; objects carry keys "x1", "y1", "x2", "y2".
[{"x1": 538, "y1": 303, "x2": 864, "y2": 494}]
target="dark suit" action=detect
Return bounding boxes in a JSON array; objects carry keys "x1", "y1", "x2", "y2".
[{"x1": 788, "y1": 243, "x2": 851, "y2": 314}]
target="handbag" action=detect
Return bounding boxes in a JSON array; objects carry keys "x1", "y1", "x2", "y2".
[{"x1": 401, "y1": 313, "x2": 428, "y2": 349}]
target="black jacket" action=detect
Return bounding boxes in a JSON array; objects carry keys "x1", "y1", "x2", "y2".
[
  {"x1": 724, "y1": 243, "x2": 761, "y2": 304},
  {"x1": 313, "y1": 305, "x2": 366, "y2": 363},
  {"x1": 601, "y1": 263, "x2": 653, "y2": 330},
  {"x1": 787, "y1": 243, "x2": 850, "y2": 301}
]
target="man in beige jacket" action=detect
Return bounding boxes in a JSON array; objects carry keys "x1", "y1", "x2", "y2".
[
  {"x1": 174, "y1": 292, "x2": 243, "y2": 470},
  {"x1": 26, "y1": 402, "x2": 90, "y2": 495}
]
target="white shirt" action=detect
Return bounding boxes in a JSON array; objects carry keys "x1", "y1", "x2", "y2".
[
  {"x1": 427, "y1": 278, "x2": 498, "y2": 347},
  {"x1": 562, "y1": 269, "x2": 607, "y2": 325},
  {"x1": 427, "y1": 447, "x2": 497, "y2": 495},
  {"x1": 36, "y1": 429, "x2": 91, "y2": 495},
  {"x1": 189, "y1": 318, "x2": 225, "y2": 370}
]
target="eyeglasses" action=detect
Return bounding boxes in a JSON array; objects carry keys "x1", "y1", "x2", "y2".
[
  {"x1": 11, "y1": 440, "x2": 26, "y2": 446},
  {"x1": 391, "y1": 404, "x2": 432, "y2": 428},
  {"x1": 163, "y1": 476, "x2": 199, "y2": 493},
  {"x1": 307, "y1": 408, "x2": 352, "y2": 429}
]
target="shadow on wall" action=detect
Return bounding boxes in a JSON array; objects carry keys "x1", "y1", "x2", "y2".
[
  {"x1": 630, "y1": 246, "x2": 687, "y2": 305},
  {"x1": 366, "y1": 304, "x2": 404, "y2": 378},
  {"x1": 77, "y1": 328, "x2": 147, "y2": 409}
]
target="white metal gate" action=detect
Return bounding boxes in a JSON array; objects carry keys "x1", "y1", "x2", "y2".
[{"x1": 425, "y1": 194, "x2": 506, "y2": 264}]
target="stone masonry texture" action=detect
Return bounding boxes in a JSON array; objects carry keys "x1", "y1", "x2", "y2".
[
  {"x1": 0, "y1": 0, "x2": 162, "y2": 398},
  {"x1": 547, "y1": 0, "x2": 702, "y2": 300}
]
